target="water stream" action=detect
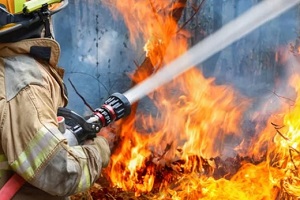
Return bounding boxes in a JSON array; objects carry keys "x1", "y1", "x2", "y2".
[{"x1": 123, "y1": 0, "x2": 300, "y2": 104}]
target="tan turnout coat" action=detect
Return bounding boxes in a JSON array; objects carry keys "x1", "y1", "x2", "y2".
[{"x1": 0, "y1": 38, "x2": 110, "y2": 199}]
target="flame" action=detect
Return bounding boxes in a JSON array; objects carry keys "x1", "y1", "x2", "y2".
[
  {"x1": 104, "y1": 65, "x2": 247, "y2": 196},
  {"x1": 155, "y1": 163, "x2": 284, "y2": 200},
  {"x1": 100, "y1": 0, "x2": 300, "y2": 199}
]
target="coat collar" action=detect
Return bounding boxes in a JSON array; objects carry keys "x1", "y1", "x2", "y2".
[{"x1": 0, "y1": 38, "x2": 60, "y2": 67}]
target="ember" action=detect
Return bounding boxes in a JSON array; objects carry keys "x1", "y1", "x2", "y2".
[{"x1": 73, "y1": 0, "x2": 300, "y2": 199}]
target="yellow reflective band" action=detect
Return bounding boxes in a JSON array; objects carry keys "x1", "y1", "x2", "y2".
[
  {"x1": 0, "y1": 154, "x2": 11, "y2": 170},
  {"x1": 80, "y1": 162, "x2": 91, "y2": 191},
  {"x1": 0, "y1": 154, "x2": 7, "y2": 162},
  {"x1": 14, "y1": 0, "x2": 26, "y2": 13},
  {"x1": 73, "y1": 146, "x2": 91, "y2": 192},
  {"x1": 23, "y1": 0, "x2": 61, "y2": 13},
  {"x1": 11, "y1": 127, "x2": 61, "y2": 180},
  {"x1": 0, "y1": 154, "x2": 12, "y2": 179}
]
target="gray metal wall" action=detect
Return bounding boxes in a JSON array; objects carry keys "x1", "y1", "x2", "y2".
[
  {"x1": 52, "y1": 0, "x2": 138, "y2": 115},
  {"x1": 53, "y1": 0, "x2": 299, "y2": 116}
]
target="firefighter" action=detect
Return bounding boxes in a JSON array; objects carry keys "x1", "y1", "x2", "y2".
[{"x1": 0, "y1": 0, "x2": 112, "y2": 199}]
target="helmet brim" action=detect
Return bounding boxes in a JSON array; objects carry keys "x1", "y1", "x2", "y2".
[{"x1": 0, "y1": 0, "x2": 68, "y2": 38}]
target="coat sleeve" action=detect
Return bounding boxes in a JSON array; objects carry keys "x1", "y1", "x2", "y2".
[{"x1": 1, "y1": 83, "x2": 110, "y2": 197}]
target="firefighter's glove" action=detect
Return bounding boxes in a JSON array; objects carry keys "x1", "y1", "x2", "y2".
[{"x1": 92, "y1": 136, "x2": 111, "y2": 168}]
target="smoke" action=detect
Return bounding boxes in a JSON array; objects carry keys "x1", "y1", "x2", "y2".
[
  {"x1": 200, "y1": 1, "x2": 298, "y2": 86},
  {"x1": 196, "y1": 0, "x2": 299, "y2": 132}
]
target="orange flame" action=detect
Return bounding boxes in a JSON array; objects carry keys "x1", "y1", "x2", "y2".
[{"x1": 101, "y1": 0, "x2": 300, "y2": 199}]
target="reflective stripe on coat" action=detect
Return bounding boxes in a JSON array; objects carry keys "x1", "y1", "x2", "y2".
[{"x1": 0, "y1": 38, "x2": 108, "y2": 200}]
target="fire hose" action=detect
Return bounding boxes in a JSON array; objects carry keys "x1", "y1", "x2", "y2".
[
  {"x1": 0, "y1": 92, "x2": 131, "y2": 200},
  {"x1": 57, "y1": 92, "x2": 131, "y2": 145}
]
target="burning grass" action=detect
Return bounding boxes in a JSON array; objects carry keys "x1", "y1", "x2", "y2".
[
  {"x1": 71, "y1": 154, "x2": 260, "y2": 199},
  {"x1": 71, "y1": 136, "x2": 300, "y2": 199}
]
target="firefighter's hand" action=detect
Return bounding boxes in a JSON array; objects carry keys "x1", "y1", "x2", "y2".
[
  {"x1": 83, "y1": 139, "x2": 94, "y2": 145},
  {"x1": 85, "y1": 136, "x2": 111, "y2": 167},
  {"x1": 100, "y1": 133, "x2": 116, "y2": 151},
  {"x1": 97, "y1": 126, "x2": 117, "y2": 152}
]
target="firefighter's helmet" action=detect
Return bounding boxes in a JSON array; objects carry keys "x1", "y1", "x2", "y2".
[{"x1": 0, "y1": 0, "x2": 68, "y2": 42}]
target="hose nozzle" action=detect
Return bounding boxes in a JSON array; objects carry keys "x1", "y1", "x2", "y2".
[
  {"x1": 58, "y1": 93, "x2": 131, "y2": 145},
  {"x1": 94, "y1": 93, "x2": 131, "y2": 127}
]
